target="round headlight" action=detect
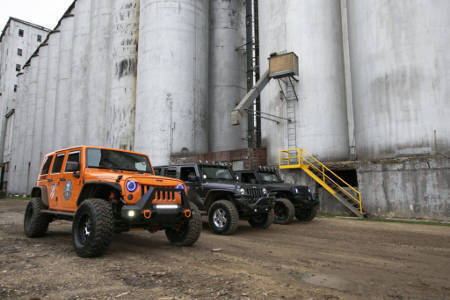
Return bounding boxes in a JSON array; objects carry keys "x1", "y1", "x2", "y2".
[
  {"x1": 262, "y1": 188, "x2": 268, "y2": 195},
  {"x1": 239, "y1": 188, "x2": 245, "y2": 195},
  {"x1": 175, "y1": 184, "x2": 184, "y2": 193},
  {"x1": 308, "y1": 187, "x2": 311, "y2": 193},
  {"x1": 126, "y1": 180, "x2": 137, "y2": 192}
]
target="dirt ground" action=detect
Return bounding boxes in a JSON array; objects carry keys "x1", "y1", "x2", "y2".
[{"x1": 0, "y1": 199, "x2": 449, "y2": 299}]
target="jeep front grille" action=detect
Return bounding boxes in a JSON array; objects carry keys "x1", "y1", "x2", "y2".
[
  {"x1": 141, "y1": 185, "x2": 181, "y2": 204},
  {"x1": 245, "y1": 187, "x2": 264, "y2": 198}
]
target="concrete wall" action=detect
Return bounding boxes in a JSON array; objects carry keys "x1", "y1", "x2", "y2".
[{"x1": 358, "y1": 157, "x2": 449, "y2": 220}]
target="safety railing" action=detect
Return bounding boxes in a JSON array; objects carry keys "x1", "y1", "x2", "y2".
[{"x1": 279, "y1": 148, "x2": 363, "y2": 214}]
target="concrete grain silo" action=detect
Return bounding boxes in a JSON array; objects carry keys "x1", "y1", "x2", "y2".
[
  {"x1": 68, "y1": 0, "x2": 92, "y2": 146},
  {"x1": 41, "y1": 30, "x2": 61, "y2": 156},
  {"x1": 29, "y1": 44, "x2": 49, "y2": 190},
  {"x1": 86, "y1": 0, "x2": 112, "y2": 146},
  {"x1": 54, "y1": 12, "x2": 75, "y2": 149},
  {"x1": 347, "y1": 0, "x2": 450, "y2": 159},
  {"x1": 135, "y1": 0, "x2": 209, "y2": 165},
  {"x1": 258, "y1": 0, "x2": 349, "y2": 163},
  {"x1": 209, "y1": 0, "x2": 247, "y2": 152},
  {"x1": 23, "y1": 56, "x2": 40, "y2": 192},
  {"x1": 107, "y1": 0, "x2": 140, "y2": 150}
]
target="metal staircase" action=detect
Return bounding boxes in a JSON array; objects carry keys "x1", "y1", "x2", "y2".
[{"x1": 278, "y1": 148, "x2": 365, "y2": 218}]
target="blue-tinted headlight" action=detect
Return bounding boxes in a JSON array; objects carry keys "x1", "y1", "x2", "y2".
[
  {"x1": 126, "y1": 180, "x2": 137, "y2": 192},
  {"x1": 295, "y1": 187, "x2": 299, "y2": 194},
  {"x1": 175, "y1": 184, "x2": 184, "y2": 193}
]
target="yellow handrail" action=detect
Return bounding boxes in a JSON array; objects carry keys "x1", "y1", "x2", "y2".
[{"x1": 279, "y1": 148, "x2": 363, "y2": 214}]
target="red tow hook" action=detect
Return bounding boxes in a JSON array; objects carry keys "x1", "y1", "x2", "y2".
[{"x1": 143, "y1": 210, "x2": 152, "y2": 219}]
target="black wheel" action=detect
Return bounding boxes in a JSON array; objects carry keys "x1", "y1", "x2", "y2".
[
  {"x1": 295, "y1": 205, "x2": 318, "y2": 222},
  {"x1": 208, "y1": 200, "x2": 239, "y2": 235},
  {"x1": 72, "y1": 199, "x2": 113, "y2": 258},
  {"x1": 273, "y1": 198, "x2": 295, "y2": 225},
  {"x1": 24, "y1": 198, "x2": 51, "y2": 237},
  {"x1": 248, "y1": 209, "x2": 274, "y2": 229},
  {"x1": 165, "y1": 202, "x2": 201, "y2": 246}
]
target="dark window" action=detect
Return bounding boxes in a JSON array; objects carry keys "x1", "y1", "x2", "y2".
[
  {"x1": 37, "y1": 34, "x2": 42, "y2": 42},
  {"x1": 65, "y1": 152, "x2": 80, "y2": 172},
  {"x1": 241, "y1": 173, "x2": 257, "y2": 184},
  {"x1": 13, "y1": 85, "x2": 17, "y2": 92},
  {"x1": 41, "y1": 156, "x2": 53, "y2": 175},
  {"x1": 17, "y1": 48, "x2": 22, "y2": 56},
  {"x1": 164, "y1": 169, "x2": 177, "y2": 178},
  {"x1": 16, "y1": 64, "x2": 21, "y2": 72},
  {"x1": 86, "y1": 148, "x2": 152, "y2": 173},
  {"x1": 18, "y1": 29, "x2": 24, "y2": 37},
  {"x1": 51, "y1": 154, "x2": 65, "y2": 174},
  {"x1": 180, "y1": 167, "x2": 196, "y2": 181}
]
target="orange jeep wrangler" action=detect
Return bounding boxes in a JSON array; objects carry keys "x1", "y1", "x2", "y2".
[{"x1": 24, "y1": 146, "x2": 201, "y2": 257}]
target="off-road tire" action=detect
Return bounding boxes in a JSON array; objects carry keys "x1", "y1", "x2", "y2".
[
  {"x1": 24, "y1": 198, "x2": 51, "y2": 237},
  {"x1": 248, "y1": 209, "x2": 274, "y2": 229},
  {"x1": 295, "y1": 205, "x2": 318, "y2": 222},
  {"x1": 165, "y1": 202, "x2": 201, "y2": 246},
  {"x1": 273, "y1": 198, "x2": 295, "y2": 225},
  {"x1": 72, "y1": 198, "x2": 113, "y2": 258},
  {"x1": 208, "y1": 200, "x2": 239, "y2": 235}
]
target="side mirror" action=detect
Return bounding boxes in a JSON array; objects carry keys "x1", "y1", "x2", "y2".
[{"x1": 188, "y1": 175, "x2": 199, "y2": 182}]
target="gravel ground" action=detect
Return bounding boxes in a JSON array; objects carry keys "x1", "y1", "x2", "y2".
[{"x1": 0, "y1": 199, "x2": 449, "y2": 299}]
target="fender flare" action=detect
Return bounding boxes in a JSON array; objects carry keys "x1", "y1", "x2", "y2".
[
  {"x1": 204, "y1": 189, "x2": 235, "y2": 210},
  {"x1": 76, "y1": 181, "x2": 122, "y2": 206},
  {"x1": 31, "y1": 186, "x2": 49, "y2": 208}
]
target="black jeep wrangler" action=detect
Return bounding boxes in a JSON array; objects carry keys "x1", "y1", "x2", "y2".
[
  {"x1": 154, "y1": 163, "x2": 275, "y2": 235},
  {"x1": 235, "y1": 167, "x2": 319, "y2": 224}
]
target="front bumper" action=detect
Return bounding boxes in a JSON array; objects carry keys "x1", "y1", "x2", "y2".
[
  {"x1": 293, "y1": 194, "x2": 319, "y2": 209},
  {"x1": 121, "y1": 187, "x2": 192, "y2": 225},
  {"x1": 235, "y1": 195, "x2": 275, "y2": 215}
]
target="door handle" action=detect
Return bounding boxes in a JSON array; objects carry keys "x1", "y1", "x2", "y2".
[
  {"x1": 47, "y1": 179, "x2": 53, "y2": 182},
  {"x1": 59, "y1": 178, "x2": 66, "y2": 182}
]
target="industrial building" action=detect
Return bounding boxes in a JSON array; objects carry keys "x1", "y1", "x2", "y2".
[
  {"x1": 1, "y1": 0, "x2": 449, "y2": 220},
  {"x1": 0, "y1": 18, "x2": 51, "y2": 188}
]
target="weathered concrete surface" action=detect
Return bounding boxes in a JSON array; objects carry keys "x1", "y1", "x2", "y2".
[
  {"x1": 259, "y1": 0, "x2": 350, "y2": 163},
  {"x1": 347, "y1": 0, "x2": 450, "y2": 159},
  {"x1": 358, "y1": 156, "x2": 449, "y2": 220},
  {"x1": 209, "y1": 0, "x2": 247, "y2": 152},
  {"x1": 279, "y1": 156, "x2": 450, "y2": 220}
]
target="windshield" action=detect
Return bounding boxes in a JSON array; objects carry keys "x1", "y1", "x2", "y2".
[
  {"x1": 259, "y1": 172, "x2": 282, "y2": 183},
  {"x1": 86, "y1": 148, "x2": 153, "y2": 173},
  {"x1": 201, "y1": 166, "x2": 234, "y2": 180}
]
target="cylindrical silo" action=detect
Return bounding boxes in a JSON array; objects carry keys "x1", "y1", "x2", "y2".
[
  {"x1": 68, "y1": 0, "x2": 92, "y2": 146},
  {"x1": 24, "y1": 56, "x2": 40, "y2": 193},
  {"x1": 42, "y1": 31, "x2": 61, "y2": 155},
  {"x1": 135, "y1": 0, "x2": 209, "y2": 164},
  {"x1": 86, "y1": 0, "x2": 112, "y2": 146},
  {"x1": 54, "y1": 15, "x2": 75, "y2": 149},
  {"x1": 259, "y1": 0, "x2": 349, "y2": 163},
  {"x1": 347, "y1": 0, "x2": 450, "y2": 159},
  {"x1": 209, "y1": 0, "x2": 247, "y2": 152},
  {"x1": 106, "y1": 0, "x2": 139, "y2": 150},
  {"x1": 8, "y1": 69, "x2": 27, "y2": 194},
  {"x1": 30, "y1": 45, "x2": 49, "y2": 189}
]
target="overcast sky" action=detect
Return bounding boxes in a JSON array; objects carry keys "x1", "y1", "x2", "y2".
[{"x1": 0, "y1": 0, "x2": 74, "y2": 31}]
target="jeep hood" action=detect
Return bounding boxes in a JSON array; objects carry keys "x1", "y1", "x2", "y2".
[{"x1": 86, "y1": 171, "x2": 184, "y2": 186}]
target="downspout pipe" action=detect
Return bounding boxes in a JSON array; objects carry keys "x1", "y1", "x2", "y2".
[{"x1": 340, "y1": 0, "x2": 357, "y2": 160}]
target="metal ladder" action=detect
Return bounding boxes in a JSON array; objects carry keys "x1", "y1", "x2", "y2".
[{"x1": 278, "y1": 78, "x2": 298, "y2": 150}]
